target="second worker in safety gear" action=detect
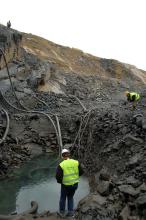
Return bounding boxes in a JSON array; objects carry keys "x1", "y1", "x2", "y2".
[
  {"x1": 125, "y1": 91, "x2": 140, "y2": 110},
  {"x1": 56, "y1": 148, "x2": 84, "y2": 217}
]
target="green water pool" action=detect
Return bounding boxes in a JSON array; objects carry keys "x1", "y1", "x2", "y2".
[{"x1": 0, "y1": 154, "x2": 89, "y2": 214}]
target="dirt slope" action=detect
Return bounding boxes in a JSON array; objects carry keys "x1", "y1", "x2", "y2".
[{"x1": 22, "y1": 33, "x2": 146, "y2": 81}]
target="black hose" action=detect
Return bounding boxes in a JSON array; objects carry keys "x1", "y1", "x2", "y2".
[
  {"x1": 0, "y1": 48, "x2": 61, "y2": 154},
  {"x1": 0, "y1": 48, "x2": 26, "y2": 110},
  {"x1": 0, "y1": 48, "x2": 86, "y2": 160},
  {"x1": 0, "y1": 201, "x2": 38, "y2": 219},
  {"x1": 0, "y1": 90, "x2": 59, "y2": 144}
]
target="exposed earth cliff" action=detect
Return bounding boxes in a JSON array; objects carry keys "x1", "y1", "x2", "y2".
[{"x1": 0, "y1": 24, "x2": 146, "y2": 220}]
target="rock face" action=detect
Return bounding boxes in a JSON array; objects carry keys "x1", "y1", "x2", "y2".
[
  {"x1": 0, "y1": 24, "x2": 146, "y2": 220},
  {"x1": 0, "y1": 24, "x2": 22, "y2": 69}
]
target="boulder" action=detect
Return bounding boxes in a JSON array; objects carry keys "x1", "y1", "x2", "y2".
[
  {"x1": 126, "y1": 154, "x2": 141, "y2": 169},
  {"x1": 136, "y1": 193, "x2": 146, "y2": 210},
  {"x1": 119, "y1": 205, "x2": 130, "y2": 220},
  {"x1": 118, "y1": 185, "x2": 139, "y2": 197},
  {"x1": 97, "y1": 180, "x2": 113, "y2": 196},
  {"x1": 78, "y1": 193, "x2": 106, "y2": 209},
  {"x1": 125, "y1": 176, "x2": 142, "y2": 188},
  {"x1": 123, "y1": 135, "x2": 143, "y2": 147}
]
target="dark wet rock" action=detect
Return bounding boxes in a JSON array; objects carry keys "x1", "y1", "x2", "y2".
[
  {"x1": 123, "y1": 135, "x2": 143, "y2": 147},
  {"x1": 21, "y1": 143, "x2": 43, "y2": 157},
  {"x1": 127, "y1": 217, "x2": 139, "y2": 220},
  {"x1": 126, "y1": 154, "x2": 141, "y2": 169},
  {"x1": 78, "y1": 193, "x2": 107, "y2": 208},
  {"x1": 141, "y1": 117, "x2": 146, "y2": 130},
  {"x1": 99, "y1": 171, "x2": 111, "y2": 181},
  {"x1": 143, "y1": 210, "x2": 146, "y2": 219},
  {"x1": 138, "y1": 183, "x2": 146, "y2": 193},
  {"x1": 119, "y1": 205, "x2": 130, "y2": 220},
  {"x1": 141, "y1": 171, "x2": 146, "y2": 179},
  {"x1": 135, "y1": 193, "x2": 146, "y2": 210},
  {"x1": 97, "y1": 180, "x2": 113, "y2": 196},
  {"x1": 135, "y1": 117, "x2": 143, "y2": 127},
  {"x1": 76, "y1": 192, "x2": 115, "y2": 220},
  {"x1": 118, "y1": 185, "x2": 139, "y2": 197},
  {"x1": 120, "y1": 127, "x2": 129, "y2": 135},
  {"x1": 125, "y1": 176, "x2": 142, "y2": 188}
]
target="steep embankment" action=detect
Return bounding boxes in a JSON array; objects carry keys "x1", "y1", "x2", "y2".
[{"x1": 0, "y1": 24, "x2": 146, "y2": 220}]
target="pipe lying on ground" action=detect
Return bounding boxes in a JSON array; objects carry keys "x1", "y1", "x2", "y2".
[
  {"x1": 0, "y1": 108, "x2": 10, "y2": 144},
  {"x1": 0, "y1": 91, "x2": 59, "y2": 147},
  {"x1": 133, "y1": 113, "x2": 143, "y2": 118},
  {"x1": 21, "y1": 201, "x2": 38, "y2": 215},
  {"x1": 68, "y1": 95, "x2": 87, "y2": 111}
]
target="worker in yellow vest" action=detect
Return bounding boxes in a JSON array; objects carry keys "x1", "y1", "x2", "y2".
[
  {"x1": 56, "y1": 148, "x2": 84, "y2": 217},
  {"x1": 125, "y1": 91, "x2": 140, "y2": 110}
]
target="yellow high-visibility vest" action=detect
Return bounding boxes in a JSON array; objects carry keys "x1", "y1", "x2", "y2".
[
  {"x1": 60, "y1": 159, "x2": 79, "y2": 185},
  {"x1": 129, "y1": 92, "x2": 140, "y2": 101}
]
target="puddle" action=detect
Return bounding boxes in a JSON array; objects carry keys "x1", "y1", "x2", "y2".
[{"x1": 0, "y1": 154, "x2": 89, "y2": 214}]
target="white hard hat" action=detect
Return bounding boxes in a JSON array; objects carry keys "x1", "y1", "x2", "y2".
[{"x1": 61, "y1": 149, "x2": 70, "y2": 154}]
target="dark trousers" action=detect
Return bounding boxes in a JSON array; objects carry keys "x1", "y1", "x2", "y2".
[{"x1": 59, "y1": 183, "x2": 78, "y2": 213}]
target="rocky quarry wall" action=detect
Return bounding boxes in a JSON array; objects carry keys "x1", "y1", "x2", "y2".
[
  {"x1": 0, "y1": 24, "x2": 22, "y2": 69},
  {"x1": 0, "y1": 24, "x2": 146, "y2": 220}
]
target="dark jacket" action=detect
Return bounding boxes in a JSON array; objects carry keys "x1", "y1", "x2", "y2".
[{"x1": 56, "y1": 159, "x2": 84, "y2": 184}]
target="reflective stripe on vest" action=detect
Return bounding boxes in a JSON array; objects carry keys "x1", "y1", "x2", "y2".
[
  {"x1": 60, "y1": 159, "x2": 79, "y2": 185},
  {"x1": 130, "y1": 92, "x2": 140, "y2": 101}
]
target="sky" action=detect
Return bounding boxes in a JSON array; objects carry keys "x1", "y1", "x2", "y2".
[{"x1": 1, "y1": 0, "x2": 146, "y2": 70}]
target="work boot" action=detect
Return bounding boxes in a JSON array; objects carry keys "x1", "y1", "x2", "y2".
[
  {"x1": 58, "y1": 211, "x2": 65, "y2": 218},
  {"x1": 66, "y1": 211, "x2": 74, "y2": 217}
]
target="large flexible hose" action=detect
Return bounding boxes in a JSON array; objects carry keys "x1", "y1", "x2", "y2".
[
  {"x1": 0, "y1": 48, "x2": 27, "y2": 110},
  {"x1": 0, "y1": 108, "x2": 10, "y2": 144},
  {"x1": 68, "y1": 94, "x2": 87, "y2": 111},
  {"x1": 55, "y1": 115, "x2": 63, "y2": 158},
  {"x1": 0, "y1": 90, "x2": 60, "y2": 145},
  {"x1": 0, "y1": 48, "x2": 64, "y2": 157},
  {"x1": 0, "y1": 201, "x2": 38, "y2": 220},
  {"x1": 72, "y1": 107, "x2": 98, "y2": 149},
  {"x1": 0, "y1": 47, "x2": 88, "y2": 161}
]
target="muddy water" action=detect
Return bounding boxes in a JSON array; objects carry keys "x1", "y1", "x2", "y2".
[{"x1": 0, "y1": 154, "x2": 89, "y2": 214}]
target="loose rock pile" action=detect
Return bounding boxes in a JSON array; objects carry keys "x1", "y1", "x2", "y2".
[{"x1": 74, "y1": 103, "x2": 146, "y2": 220}]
